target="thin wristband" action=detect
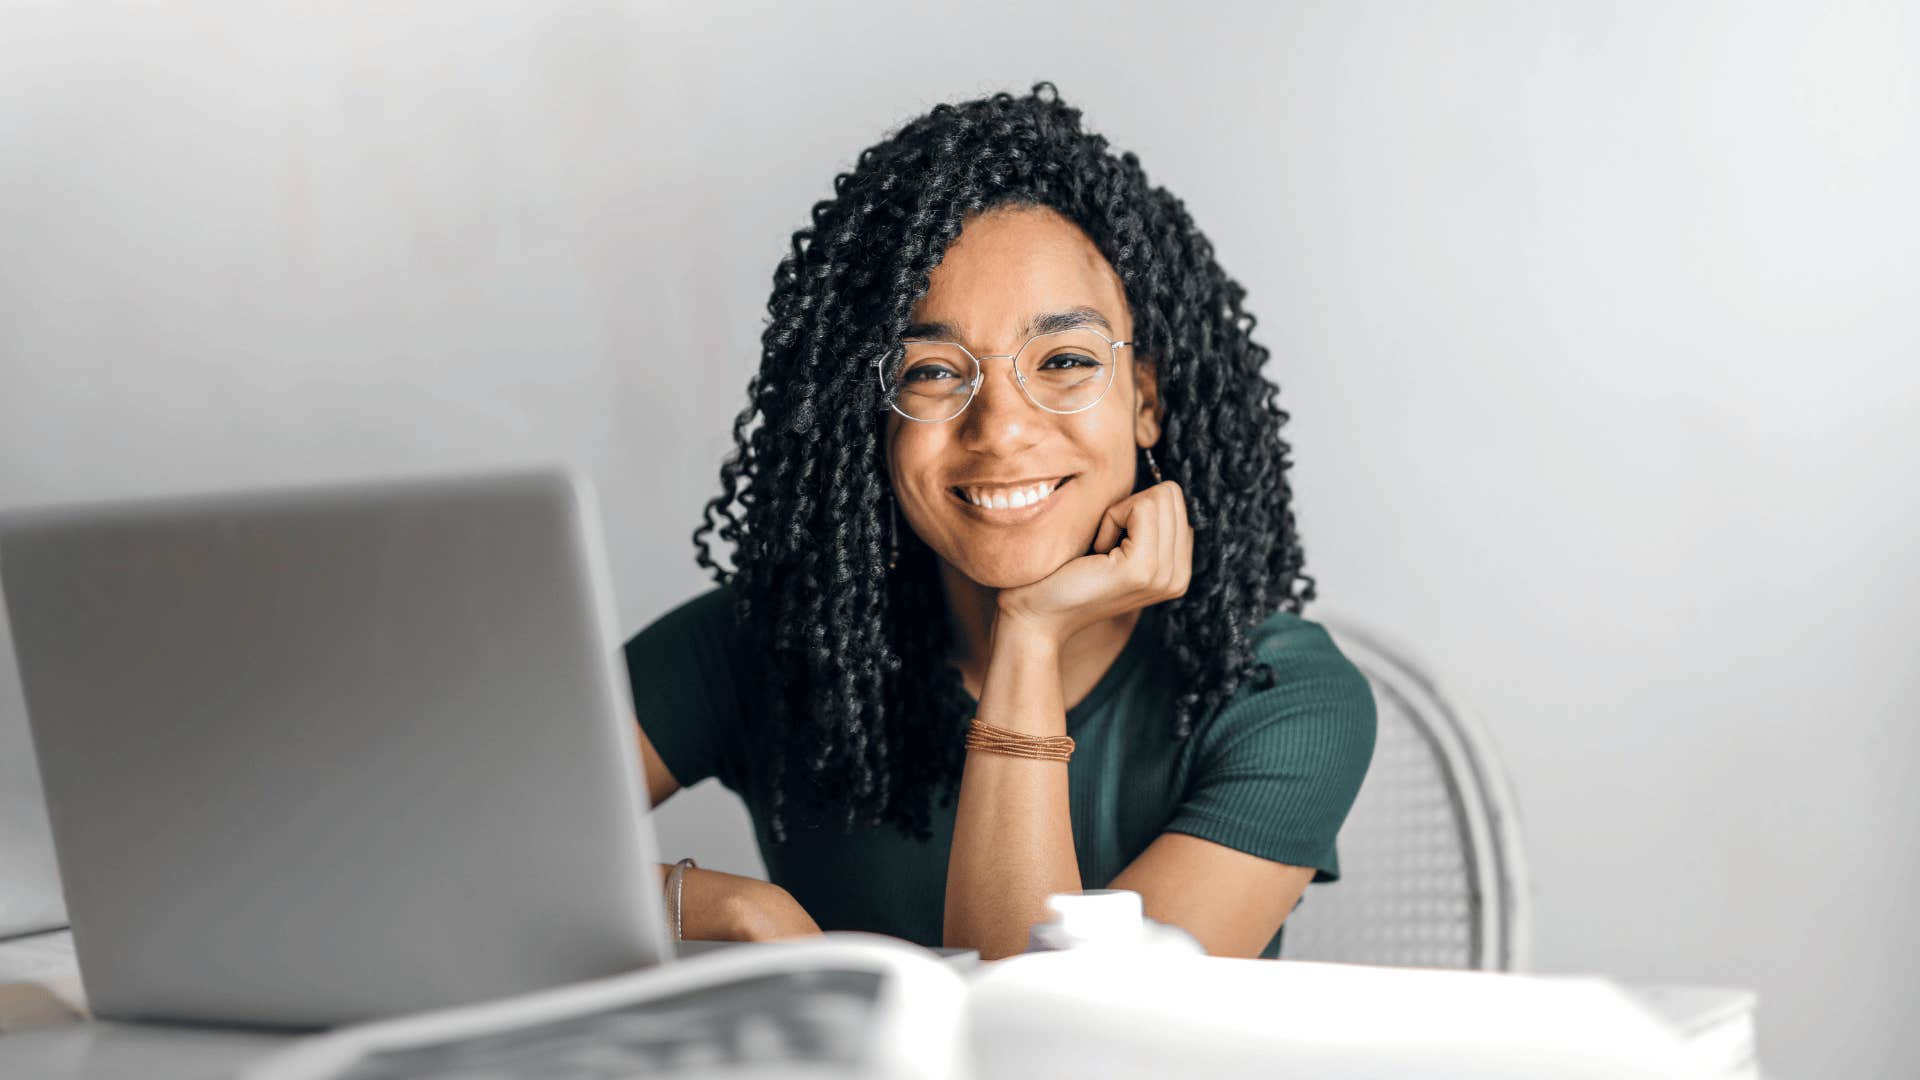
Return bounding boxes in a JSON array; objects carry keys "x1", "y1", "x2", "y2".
[
  {"x1": 666, "y1": 857, "x2": 697, "y2": 942},
  {"x1": 965, "y1": 717, "x2": 1075, "y2": 762}
]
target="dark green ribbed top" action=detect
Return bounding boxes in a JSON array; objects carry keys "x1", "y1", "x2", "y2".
[{"x1": 624, "y1": 587, "x2": 1376, "y2": 959}]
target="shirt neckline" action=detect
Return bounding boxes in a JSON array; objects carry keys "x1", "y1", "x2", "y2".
[{"x1": 959, "y1": 615, "x2": 1151, "y2": 733}]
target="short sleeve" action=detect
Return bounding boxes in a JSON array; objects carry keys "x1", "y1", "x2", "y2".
[
  {"x1": 1164, "y1": 613, "x2": 1377, "y2": 883},
  {"x1": 621, "y1": 586, "x2": 753, "y2": 793}
]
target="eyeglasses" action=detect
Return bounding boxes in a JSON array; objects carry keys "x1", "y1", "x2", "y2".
[{"x1": 874, "y1": 327, "x2": 1133, "y2": 423}]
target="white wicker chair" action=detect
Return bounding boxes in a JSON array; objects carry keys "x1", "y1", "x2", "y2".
[{"x1": 1279, "y1": 620, "x2": 1533, "y2": 971}]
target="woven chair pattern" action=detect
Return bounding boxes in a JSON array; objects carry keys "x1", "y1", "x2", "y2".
[{"x1": 1279, "y1": 622, "x2": 1532, "y2": 971}]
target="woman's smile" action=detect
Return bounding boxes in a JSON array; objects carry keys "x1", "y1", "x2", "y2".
[{"x1": 948, "y1": 474, "x2": 1076, "y2": 522}]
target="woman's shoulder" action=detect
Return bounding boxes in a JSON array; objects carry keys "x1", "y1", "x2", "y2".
[
  {"x1": 1245, "y1": 608, "x2": 1367, "y2": 685},
  {"x1": 1163, "y1": 605, "x2": 1379, "y2": 887},
  {"x1": 624, "y1": 583, "x2": 764, "y2": 698},
  {"x1": 1194, "y1": 606, "x2": 1377, "y2": 745},
  {"x1": 622, "y1": 584, "x2": 758, "y2": 791},
  {"x1": 634, "y1": 583, "x2": 741, "y2": 637},
  {"x1": 626, "y1": 584, "x2": 759, "y2": 663}
]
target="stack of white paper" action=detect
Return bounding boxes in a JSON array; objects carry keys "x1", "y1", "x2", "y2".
[
  {"x1": 968, "y1": 951, "x2": 1721, "y2": 1079},
  {"x1": 1619, "y1": 983, "x2": 1761, "y2": 1079}
]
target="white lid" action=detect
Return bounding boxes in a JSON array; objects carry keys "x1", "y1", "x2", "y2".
[{"x1": 1044, "y1": 889, "x2": 1145, "y2": 943}]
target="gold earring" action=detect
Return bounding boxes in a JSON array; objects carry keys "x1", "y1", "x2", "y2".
[{"x1": 1144, "y1": 446, "x2": 1164, "y2": 485}]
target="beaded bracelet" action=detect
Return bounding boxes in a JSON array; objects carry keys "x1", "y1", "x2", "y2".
[{"x1": 965, "y1": 717, "x2": 1075, "y2": 762}]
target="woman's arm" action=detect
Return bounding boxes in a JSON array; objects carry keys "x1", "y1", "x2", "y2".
[
  {"x1": 941, "y1": 619, "x2": 1080, "y2": 958},
  {"x1": 1108, "y1": 834, "x2": 1315, "y2": 958},
  {"x1": 655, "y1": 861, "x2": 821, "y2": 941},
  {"x1": 636, "y1": 722, "x2": 820, "y2": 941},
  {"x1": 635, "y1": 723, "x2": 683, "y2": 805},
  {"x1": 943, "y1": 481, "x2": 1193, "y2": 959}
]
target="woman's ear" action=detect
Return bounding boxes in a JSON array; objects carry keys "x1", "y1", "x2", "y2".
[{"x1": 1133, "y1": 356, "x2": 1163, "y2": 447}]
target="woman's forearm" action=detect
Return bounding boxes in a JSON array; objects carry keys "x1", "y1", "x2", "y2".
[
  {"x1": 942, "y1": 618, "x2": 1082, "y2": 959},
  {"x1": 659, "y1": 864, "x2": 821, "y2": 942}
]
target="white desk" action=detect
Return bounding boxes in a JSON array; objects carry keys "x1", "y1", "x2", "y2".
[{"x1": 1, "y1": 930, "x2": 1761, "y2": 1079}]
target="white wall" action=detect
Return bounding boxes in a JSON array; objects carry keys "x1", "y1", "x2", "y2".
[{"x1": 2, "y1": 3, "x2": 1912, "y2": 1075}]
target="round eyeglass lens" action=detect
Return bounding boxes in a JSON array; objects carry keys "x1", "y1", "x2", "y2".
[
  {"x1": 887, "y1": 341, "x2": 977, "y2": 422},
  {"x1": 1014, "y1": 329, "x2": 1117, "y2": 414}
]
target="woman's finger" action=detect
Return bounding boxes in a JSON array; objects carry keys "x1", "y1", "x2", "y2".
[
  {"x1": 1152, "y1": 484, "x2": 1182, "y2": 591},
  {"x1": 1090, "y1": 494, "x2": 1130, "y2": 555},
  {"x1": 1170, "y1": 485, "x2": 1193, "y2": 598},
  {"x1": 1125, "y1": 482, "x2": 1175, "y2": 597},
  {"x1": 1128, "y1": 484, "x2": 1159, "y2": 591},
  {"x1": 1115, "y1": 485, "x2": 1160, "y2": 586}
]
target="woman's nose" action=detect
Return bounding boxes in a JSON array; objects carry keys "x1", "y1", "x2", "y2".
[{"x1": 956, "y1": 357, "x2": 1038, "y2": 447}]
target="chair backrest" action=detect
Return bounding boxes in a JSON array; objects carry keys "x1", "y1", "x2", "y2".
[{"x1": 1279, "y1": 620, "x2": 1532, "y2": 971}]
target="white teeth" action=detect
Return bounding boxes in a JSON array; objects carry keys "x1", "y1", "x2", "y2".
[{"x1": 960, "y1": 479, "x2": 1059, "y2": 509}]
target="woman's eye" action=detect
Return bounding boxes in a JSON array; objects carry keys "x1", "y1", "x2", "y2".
[
  {"x1": 902, "y1": 365, "x2": 958, "y2": 383},
  {"x1": 1039, "y1": 352, "x2": 1100, "y2": 370}
]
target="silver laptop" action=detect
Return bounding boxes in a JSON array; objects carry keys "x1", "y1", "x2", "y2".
[{"x1": 0, "y1": 468, "x2": 669, "y2": 1027}]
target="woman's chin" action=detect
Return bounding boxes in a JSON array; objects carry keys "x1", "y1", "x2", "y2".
[{"x1": 956, "y1": 552, "x2": 1076, "y2": 591}]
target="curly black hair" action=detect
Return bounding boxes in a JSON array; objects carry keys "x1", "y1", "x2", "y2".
[{"x1": 691, "y1": 83, "x2": 1312, "y2": 843}]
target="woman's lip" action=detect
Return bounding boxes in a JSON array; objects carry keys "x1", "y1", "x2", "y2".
[{"x1": 948, "y1": 475, "x2": 1073, "y2": 523}]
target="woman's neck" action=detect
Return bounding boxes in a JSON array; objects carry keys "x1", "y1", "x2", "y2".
[{"x1": 937, "y1": 560, "x2": 1142, "y2": 711}]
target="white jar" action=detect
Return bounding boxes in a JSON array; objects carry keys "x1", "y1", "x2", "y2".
[{"x1": 1024, "y1": 889, "x2": 1203, "y2": 954}]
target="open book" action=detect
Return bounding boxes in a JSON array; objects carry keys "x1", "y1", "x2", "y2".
[
  {"x1": 240, "y1": 931, "x2": 1743, "y2": 1080},
  {"x1": 239, "y1": 935, "x2": 968, "y2": 1080}
]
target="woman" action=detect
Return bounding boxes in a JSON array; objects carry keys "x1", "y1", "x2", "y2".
[{"x1": 624, "y1": 84, "x2": 1375, "y2": 960}]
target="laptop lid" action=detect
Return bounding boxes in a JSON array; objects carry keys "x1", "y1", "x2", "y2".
[
  {"x1": 0, "y1": 468, "x2": 668, "y2": 1026},
  {"x1": 0, "y1": 590, "x2": 66, "y2": 940}
]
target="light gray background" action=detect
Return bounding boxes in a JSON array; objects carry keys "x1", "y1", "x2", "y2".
[{"x1": 1, "y1": 3, "x2": 1912, "y2": 1076}]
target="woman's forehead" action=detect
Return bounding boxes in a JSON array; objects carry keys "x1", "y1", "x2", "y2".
[{"x1": 910, "y1": 206, "x2": 1129, "y2": 348}]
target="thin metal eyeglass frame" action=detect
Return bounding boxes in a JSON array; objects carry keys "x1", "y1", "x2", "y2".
[{"x1": 872, "y1": 327, "x2": 1134, "y2": 423}]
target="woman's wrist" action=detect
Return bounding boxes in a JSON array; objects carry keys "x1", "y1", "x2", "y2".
[
  {"x1": 977, "y1": 613, "x2": 1068, "y2": 738},
  {"x1": 672, "y1": 865, "x2": 821, "y2": 942},
  {"x1": 664, "y1": 857, "x2": 697, "y2": 941},
  {"x1": 988, "y1": 605, "x2": 1067, "y2": 659}
]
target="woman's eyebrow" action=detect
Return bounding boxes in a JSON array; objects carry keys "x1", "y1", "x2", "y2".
[
  {"x1": 900, "y1": 307, "x2": 1113, "y2": 344},
  {"x1": 902, "y1": 319, "x2": 962, "y2": 340},
  {"x1": 1026, "y1": 307, "x2": 1113, "y2": 336}
]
